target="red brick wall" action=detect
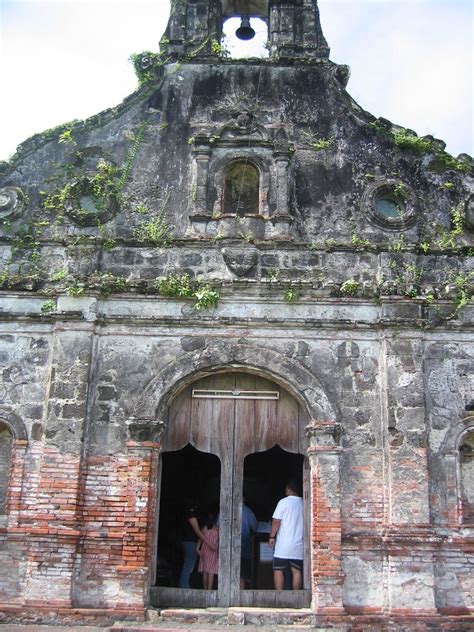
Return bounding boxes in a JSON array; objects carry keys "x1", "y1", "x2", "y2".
[
  {"x1": 0, "y1": 438, "x2": 159, "y2": 615},
  {"x1": 73, "y1": 443, "x2": 159, "y2": 609}
]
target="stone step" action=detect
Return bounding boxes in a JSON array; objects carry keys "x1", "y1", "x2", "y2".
[{"x1": 110, "y1": 607, "x2": 346, "y2": 630}]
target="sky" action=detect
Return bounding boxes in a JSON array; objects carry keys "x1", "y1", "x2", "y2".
[{"x1": 0, "y1": 0, "x2": 472, "y2": 161}]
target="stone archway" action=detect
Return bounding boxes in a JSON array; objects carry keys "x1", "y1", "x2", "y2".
[
  {"x1": 0, "y1": 407, "x2": 28, "y2": 521},
  {"x1": 133, "y1": 342, "x2": 337, "y2": 423},
  {"x1": 151, "y1": 370, "x2": 311, "y2": 608},
  {"x1": 0, "y1": 406, "x2": 28, "y2": 441}
]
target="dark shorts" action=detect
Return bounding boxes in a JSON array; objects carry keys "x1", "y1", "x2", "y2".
[{"x1": 273, "y1": 557, "x2": 303, "y2": 573}]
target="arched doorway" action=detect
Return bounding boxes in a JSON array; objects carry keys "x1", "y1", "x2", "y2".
[{"x1": 150, "y1": 371, "x2": 310, "y2": 608}]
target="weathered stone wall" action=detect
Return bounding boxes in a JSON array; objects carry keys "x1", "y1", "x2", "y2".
[
  {"x1": 0, "y1": 0, "x2": 472, "y2": 626},
  {"x1": 0, "y1": 301, "x2": 472, "y2": 618}
]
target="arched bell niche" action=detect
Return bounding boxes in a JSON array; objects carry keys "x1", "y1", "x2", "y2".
[{"x1": 223, "y1": 160, "x2": 260, "y2": 216}]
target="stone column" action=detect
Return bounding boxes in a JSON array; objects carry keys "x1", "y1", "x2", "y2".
[
  {"x1": 306, "y1": 420, "x2": 345, "y2": 615},
  {"x1": 164, "y1": 1, "x2": 186, "y2": 57},
  {"x1": 269, "y1": 0, "x2": 330, "y2": 59},
  {"x1": 271, "y1": 145, "x2": 293, "y2": 238},
  {"x1": 383, "y1": 338, "x2": 437, "y2": 616},
  {"x1": 443, "y1": 450, "x2": 460, "y2": 528},
  {"x1": 124, "y1": 418, "x2": 165, "y2": 607},
  {"x1": 188, "y1": 135, "x2": 212, "y2": 236},
  {"x1": 274, "y1": 150, "x2": 290, "y2": 216}
]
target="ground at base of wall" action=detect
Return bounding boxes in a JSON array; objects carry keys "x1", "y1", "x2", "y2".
[
  {"x1": 1, "y1": 615, "x2": 474, "y2": 632},
  {"x1": 0, "y1": 626, "x2": 473, "y2": 632}
]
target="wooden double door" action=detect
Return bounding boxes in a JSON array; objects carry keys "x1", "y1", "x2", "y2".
[{"x1": 151, "y1": 371, "x2": 310, "y2": 608}]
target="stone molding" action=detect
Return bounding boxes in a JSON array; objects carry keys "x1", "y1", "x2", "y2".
[
  {"x1": 126, "y1": 417, "x2": 166, "y2": 446},
  {"x1": 306, "y1": 419, "x2": 342, "y2": 450}
]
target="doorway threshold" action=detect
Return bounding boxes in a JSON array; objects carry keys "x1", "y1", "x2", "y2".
[{"x1": 138, "y1": 606, "x2": 319, "y2": 628}]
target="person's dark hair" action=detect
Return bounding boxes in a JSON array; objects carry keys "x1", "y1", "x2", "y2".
[
  {"x1": 205, "y1": 511, "x2": 217, "y2": 529},
  {"x1": 286, "y1": 478, "x2": 301, "y2": 496}
]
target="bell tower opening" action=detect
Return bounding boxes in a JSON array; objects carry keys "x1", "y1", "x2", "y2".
[
  {"x1": 222, "y1": 17, "x2": 269, "y2": 59},
  {"x1": 163, "y1": 0, "x2": 329, "y2": 62}
]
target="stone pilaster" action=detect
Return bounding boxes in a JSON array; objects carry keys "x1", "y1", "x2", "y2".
[
  {"x1": 306, "y1": 420, "x2": 344, "y2": 614},
  {"x1": 22, "y1": 326, "x2": 94, "y2": 608}
]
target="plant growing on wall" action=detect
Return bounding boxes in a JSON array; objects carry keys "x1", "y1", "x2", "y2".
[
  {"x1": 194, "y1": 285, "x2": 219, "y2": 310},
  {"x1": 302, "y1": 131, "x2": 335, "y2": 151},
  {"x1": 41, "y1": 299, "x2": 57, "y2": 313},
  {"x1": 433, "y1": 204, "x2": 466, "y2": 251},
  {"x1": 284, "y1": 288, "x2": 300, "y2": 303},
  {"x1": 445, "y1": 271, "x2": 473, "y2": 319},
  {"x1": 134, "y1": 193, "x2": 172, "y2": 245},
  {"x1": 65, "y1": 282, "x2": 85, "y2": 297},
  {"x1": 340, "y1": 279, "x2": 360, "y2": 295},
  {"x1": 211, "y1": 38, "x2": 229, "y2": 58},
  {"x1": 129, "y1": 50, "x2": 170, "y2": 86},
  {"x1": 58, "y1": 127, "x2": 75, "y2": 145},
  {"x1": 155, "y1": 273, "x2": 219, "y2": 310},
  {"x1": 88, "y1": 271, "x2": 128, "y2": 297},
  {"x1": 372, "y1": 123, "x2": 471, "y2": 174},
  {"x1": 41, "y1": 121, "x2": 149, "y2": 229},
  {"x1": 156, "y1": 273, "x2": 195, "y2": 298}
]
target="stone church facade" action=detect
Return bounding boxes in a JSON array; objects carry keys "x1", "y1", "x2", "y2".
[{"x1": 0, "y1": 0, "x2": 473, "y2": 628}]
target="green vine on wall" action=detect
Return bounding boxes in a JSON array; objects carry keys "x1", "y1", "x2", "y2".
[
  {"x1": 134, "y1": 192, "x2": 172, "y2": 246},
  {"x1": 41, "y1": 121, "x2": 149, "y2": 226},
  {"x1": 129, "y1": 50, "x2": 171, "y2": 86},
  {"x1": 130, "y1": 33, "x2": 224, "y2": 88}
]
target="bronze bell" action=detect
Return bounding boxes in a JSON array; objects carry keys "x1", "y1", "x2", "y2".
[{"x1": 236, "y1": 16, "x2": 256, "y2": 41}]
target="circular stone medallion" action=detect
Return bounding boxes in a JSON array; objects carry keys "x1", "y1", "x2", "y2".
[{"x1": 0, "y1": 187, "x2": 26, "y2": 220}]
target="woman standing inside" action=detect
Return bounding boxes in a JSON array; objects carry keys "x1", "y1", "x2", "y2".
[
  {"x1": 197, "y1": 512, "x2": 219, "y2": 589},
  {"x1": 178, "y1": 500, "x2": 215, "y2": 588}
]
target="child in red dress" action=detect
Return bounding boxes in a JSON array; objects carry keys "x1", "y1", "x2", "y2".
[{"x1": 196, "y1": 512, "x2": 219, "y2": 589}]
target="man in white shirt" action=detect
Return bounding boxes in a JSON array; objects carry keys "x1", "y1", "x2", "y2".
[{"x1": 268, "y1": 479, "x2": 304, "y2": 590}]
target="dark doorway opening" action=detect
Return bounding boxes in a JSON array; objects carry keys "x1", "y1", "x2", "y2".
[
  {"x1": 242, "y1": 446, "x2": 304, "y2": 590},
  {"x1": 156, "y1": 444, "x2": 221, "y2": 589}
]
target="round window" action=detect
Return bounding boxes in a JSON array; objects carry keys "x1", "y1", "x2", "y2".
[
  {"x1": 63, "y1": 176, "x2": 119, "y2": 226},
  {"x1": 0, "y1": 186, "x2": 26, "y2": 221},
  {"x1": 79, "y1": 195, "x2": 100, "y2": 215},
  {"x1": 375, "y1": 196, "x2": 401, "y2": 219},
  {"x1": 362, "y1": 180, "x2": 417, "y2": 229}
]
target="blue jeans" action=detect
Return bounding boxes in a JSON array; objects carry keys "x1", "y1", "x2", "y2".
[{"x1": 179, "y1": 540, "x2": 198, "y2": 588}]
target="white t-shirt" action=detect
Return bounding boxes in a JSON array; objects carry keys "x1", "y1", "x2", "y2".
[{"x1": 272, "y1": 495, "x2": 304, "y2": 560}]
